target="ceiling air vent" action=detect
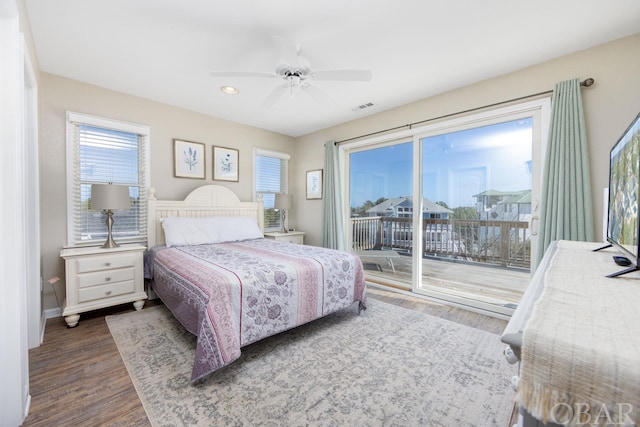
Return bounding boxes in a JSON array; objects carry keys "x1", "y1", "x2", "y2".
[{"x1": 352, "y1": 102, "x2": 374, "y2": 112}]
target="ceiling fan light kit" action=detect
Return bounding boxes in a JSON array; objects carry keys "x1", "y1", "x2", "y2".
[{"x1": 211, "y1": 36, "x2": 372, "y2": 108}]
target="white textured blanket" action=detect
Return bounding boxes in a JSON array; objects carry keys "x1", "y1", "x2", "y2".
[{"x1": 518, "y1": 240, "x2": 640, "y2": 426}]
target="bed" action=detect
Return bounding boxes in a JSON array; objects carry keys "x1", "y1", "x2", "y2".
[{"x1": 144, "y1": 185, "x2": 367, "y2": 382}]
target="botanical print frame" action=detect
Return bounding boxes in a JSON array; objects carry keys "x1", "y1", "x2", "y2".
[
  {"x1": 174, "y1": 139, "x2": 205, "y2": 179},
  {"x1": 213, "y1": 146, "x2": 239, "y2": 182},
  {"x1": 306, "y1": 169, "x2": 323, "y2": 199}
]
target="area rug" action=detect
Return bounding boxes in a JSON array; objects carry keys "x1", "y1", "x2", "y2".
[{"x1": 106, "y1": 299, "x2": 516, "y2": 427}]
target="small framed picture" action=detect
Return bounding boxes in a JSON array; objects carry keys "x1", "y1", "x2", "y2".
[
  {"x1": 306, "y1": 169, "x2": 323, "y2": 199},
  {"x1": 213, "y1": 146, "x2": 239, "y2": 182},
  {"x1": 174, "y1": 139, "x2": 205, "y2": 179}
]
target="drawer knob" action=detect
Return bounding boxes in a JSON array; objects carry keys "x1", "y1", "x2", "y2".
[
  {"x1": 105, "y1": 262, "x2": 111, "y2": 267},
  {"x1": 105, "y1": 276, "x2": 112, "y2": 282},
  {"x1": 105, "y1": 290, "x2": 112, "y2": 296},
  {"x1": 503, "y1": 346, "x2": 519, "y2": 364}
]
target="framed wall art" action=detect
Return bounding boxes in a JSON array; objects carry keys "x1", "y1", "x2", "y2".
[
  {"x1": 213, "y1": 146, "x2": 239, "y2": 182},
  {"x1": 174, "y1": 139, "x2": 205, "y2": 179},
  {"x1": 306, "y1": 169, "x2": 323, "y2": 199}
]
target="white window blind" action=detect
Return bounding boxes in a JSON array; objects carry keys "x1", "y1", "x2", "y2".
[
  {"x1": 66, "y1": 112, "x2": 150, "y2": 246},
  {"x1": 254, "y1": 148, "x2": 290, "y2": 230}
]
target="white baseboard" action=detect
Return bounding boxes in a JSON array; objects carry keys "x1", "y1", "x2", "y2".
[
  {"x1": 24, "y1": 393, "x2": 31, "y2": 421},
  {"x1": 44, "y1": 307, "x2": 62, "y2": 319},
  {"x1": 40, "y1": 312, "x2": 47, "y2": 344}
]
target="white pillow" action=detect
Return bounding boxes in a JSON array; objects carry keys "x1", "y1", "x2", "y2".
[
  {"x1": 214, "y1": 217, "x2": 264, "y2": 243},
  {"x1": 161, "y1": 217, "x2": 220, "y2": 247},
  {"x1": 161, "y1": 216, "x2": 262, "y2": 247}
]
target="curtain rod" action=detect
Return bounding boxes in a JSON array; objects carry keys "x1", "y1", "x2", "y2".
[{"x1": 335, "y1": 78, "x2": 595, "y2": 145}]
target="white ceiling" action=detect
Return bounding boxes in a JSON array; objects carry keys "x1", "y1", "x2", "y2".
[{"x1": 25, "y1": 0, "x2": 640, "y2": 137}]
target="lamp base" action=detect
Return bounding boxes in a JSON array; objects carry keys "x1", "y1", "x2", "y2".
[
  {"x1": 281, "y1": 210, "x2": 288, "y2": 233},
  {"x1": 101, "y1": 209, "x2": 121, "y2": 248},
  {"x1": 101, "y1": 235, "x2": 121, "y2": 248}
]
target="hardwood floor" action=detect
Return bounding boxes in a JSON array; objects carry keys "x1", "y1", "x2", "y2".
[
  {"x1": 22, "y1": 301, "x2": 160, "y2": 427},
  {"x1": 23, "y1": 287, "x2": 515, "y2": 426}
]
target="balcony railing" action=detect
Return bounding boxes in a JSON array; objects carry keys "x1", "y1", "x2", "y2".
[{"x1": 351, "y1": 216, "x2": 531, "y2": 269}]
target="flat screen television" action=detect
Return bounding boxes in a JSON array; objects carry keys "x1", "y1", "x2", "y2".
[{"x1": 600, "y1": 112, "x2": 640, "y2": 277}]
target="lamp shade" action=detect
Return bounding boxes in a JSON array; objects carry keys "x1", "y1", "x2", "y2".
[
  {"x1": 90, "y1": 183, "x2": 131, "y2": 211},
  {"x1": 274, "y1": 193, "x2": 292, "y2": 210}
]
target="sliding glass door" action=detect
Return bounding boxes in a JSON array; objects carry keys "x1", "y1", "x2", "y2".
[
  {"x1": 348, "y1": 140, "x2": 414, "y2": 288},
  {"x1": 416, "y1": 117, "x2": 536, "y2": 313},
  {"x1": 345, "y1": 100, "x2": 549, "y2": 314}
]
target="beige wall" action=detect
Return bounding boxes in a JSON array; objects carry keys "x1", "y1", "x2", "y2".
[
  {"x1": 39, "y1": 74, "x2": 295, "y2": 310},
  {"x1": 294, "y1": 33, "x2": 640, "y2": 247},
  {"x1": 38, "y1": 33, "x2": 640, "y2": 312}
]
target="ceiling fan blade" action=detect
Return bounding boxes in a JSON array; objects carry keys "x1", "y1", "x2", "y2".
[
  {"x1": 313, "y1": 70, "x2": 372, "y2": 82},
  {"x1": 261, "y1": 85, "x2": 287, "y2": 109},
  {"x1": 302, "y1": 84, "x2": 333, "y2": 106},
  {"x1": 272, "y1": 35, "x2": 301, "y2": 68},
  {"x1": 210, "y1": 71, "x2": 276, "y2": 78}
]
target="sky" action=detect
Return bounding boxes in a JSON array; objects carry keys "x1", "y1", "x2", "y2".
[{"x1": 349, "y1": 118, "x2": 533, "y2": 208}]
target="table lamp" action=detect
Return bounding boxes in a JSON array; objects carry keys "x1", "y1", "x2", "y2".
[
  {"x1": 91, "y1": 183, "x2": 131, "y2": 248},
  {"x1": 274, "y1": 193, "x2": 292, "y2": 234}
]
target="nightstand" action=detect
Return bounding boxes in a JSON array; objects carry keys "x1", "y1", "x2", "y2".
[
  {"x1": 60, "y1": 243, "x2": 147, "y2": 327},
  {"x1": 263, "y1": 231, "x2": 305, "y2": 244}
]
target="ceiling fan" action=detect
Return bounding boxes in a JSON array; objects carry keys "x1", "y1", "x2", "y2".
[{"x1": 211, "y1": 36, "x2": 372, "y2": 108}]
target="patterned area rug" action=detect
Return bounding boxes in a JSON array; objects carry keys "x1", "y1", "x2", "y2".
[{"x1": 106, "y1": 299, "x2": 516, "y2": 426}]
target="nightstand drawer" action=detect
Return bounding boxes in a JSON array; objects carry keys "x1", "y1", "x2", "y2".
[
  {"x1": 263, "y1": 231, "x2": 305, "y2": 244},
  {"x1": 78, "y1": 280, "x2": 135, "y2": 303},
  {"x1": 280, "y1": 235, "x2": 304, "y2": 244},
  {"x1": 77, "y1": 253, "x2": 136, "y2": 273},
  {"x1": 78, "y1": 267, "x2": 135, "y2": 288}
]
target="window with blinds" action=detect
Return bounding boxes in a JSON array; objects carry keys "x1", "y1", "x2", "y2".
[
  {"x1": 254, "y1": 148, "x2": 290, "y2": 231},
  {"x1": 66, "y1": 112, "x2": 150, "y2": 246}
]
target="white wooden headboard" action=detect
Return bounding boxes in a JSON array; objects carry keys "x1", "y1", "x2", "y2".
[{"x1": 147, "y1": 185, "x2": 264, "y2": 247}]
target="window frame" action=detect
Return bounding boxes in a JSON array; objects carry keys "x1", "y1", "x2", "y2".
[
  {"x1": 65, "y1": 111, "x2": 150, "y2": 247},
  {"x1": 253, "y1": 147, "x2": 290, "y2": 232}
]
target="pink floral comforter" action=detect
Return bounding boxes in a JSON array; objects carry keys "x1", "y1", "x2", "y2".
[{"x1": 146, "y1": 238, "x2": 367, "y2": 382}]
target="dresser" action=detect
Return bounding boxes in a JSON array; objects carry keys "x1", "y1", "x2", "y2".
[
  {"x1": 60, "y1": 243, "x2": 147, "y2": 327},
  {"x1": 263, "y1": 230, "x2": 305, "y2": 244},
  {"x1": 501, "y1": 240, "x2": 640, "y2": 426}
]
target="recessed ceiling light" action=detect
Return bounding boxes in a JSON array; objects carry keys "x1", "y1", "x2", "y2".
[{"x1": 221, "y1": 86, "x2": 239, "y2": 95}]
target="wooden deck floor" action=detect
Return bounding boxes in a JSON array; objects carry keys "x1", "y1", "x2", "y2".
[{"x1": 357, "y1": 252, "x2": 531, "y2": 310}]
